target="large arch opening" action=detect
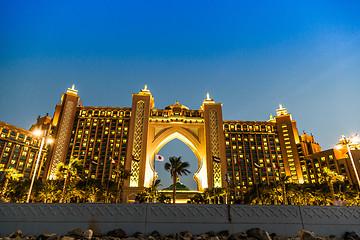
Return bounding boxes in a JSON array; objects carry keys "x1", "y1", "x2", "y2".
[
  {"x1": 154, "y1": 139, "x2": 199, "y2": 190},
  {"x1": 144, "y1": 126, "x2": 208, "y2": 191}
]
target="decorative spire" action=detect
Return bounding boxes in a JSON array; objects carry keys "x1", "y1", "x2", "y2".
[
  {"x1": 276, "y1": 103, "x2": 288, "y2": 116},
  {"x1": 267, "y1": 114, "x2": 275, "y2": 122},
  {"x1": 67, "y1": 83, "x2": 78, "y2": 95},
  {"x1": 140, "y1": 83, "x2": 151, "y2": 94},
  {"x1": 203, "y1": 91, "x2": 214, "y2": 103}
]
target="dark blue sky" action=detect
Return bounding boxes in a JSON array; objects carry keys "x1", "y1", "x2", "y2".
[{"x1": 1, "y1": 1, "x2": 359, "y2": 189}]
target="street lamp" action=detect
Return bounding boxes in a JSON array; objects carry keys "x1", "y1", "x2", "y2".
[
  {"x1": 336, "y1": 134, "x2": 360, "y2": 188},
  {"x1": 26, "y1": 129, "x2": 52, "y2": 203}
]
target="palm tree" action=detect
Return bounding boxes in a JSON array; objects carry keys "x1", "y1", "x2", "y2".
[
  {"x1": 38, "y1": 181, "x2": 59, "y2": 203},
  {"x1": 321, "y1": 167, "x2": 344, "y2": 204},
  {"x1": 279, "y1": 174, "x2": 290, "y2": 205},
  {"x1": 164, "y1": 156, "x2": 190, "y2": 204},
  {"x1": 204, "y1": 187, "x2": 227, "y2": 204},
  {"x1": 86, "y1": 185, "x2": 100, "y2": 202},
  {"x1": 56, "y1": 156, "x2": 83, "y2": 203},
  {"x1": 99, "y1": 180, "x2": 117, "y2": 203},
  {"x1": 146, "y1": 179, "x2": 162, "y2": 202},
  {"x1": 113, "y1": 166, "x2": 131, "y2": 203},
  {"x1": 0, "y1": 168, "x2": 23, "y2": 199}
]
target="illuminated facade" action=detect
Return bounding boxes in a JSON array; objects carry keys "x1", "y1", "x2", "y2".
[
  {"x1": 1, "y1": 85, "x2": 360, "y2": 202},
  {"x1": 0, "y1": 120, "x2": 50, "y2": 179}
]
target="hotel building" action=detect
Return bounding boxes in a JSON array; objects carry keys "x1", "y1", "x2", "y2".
[{"x1": 1, "y1": 85, "x2": 359, "y2": 202}]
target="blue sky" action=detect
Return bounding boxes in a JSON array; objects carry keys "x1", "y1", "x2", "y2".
[{"x1": 1, "y1": 1, "x2": 359, "y2": 189}]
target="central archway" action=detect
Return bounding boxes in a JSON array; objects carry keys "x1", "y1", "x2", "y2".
[
  {"x1": 144, "y1": 125, "x2": 208, "y2": 191},
  {"x1": 155, "y1": 139, "x2": 199, "y2": 190}
]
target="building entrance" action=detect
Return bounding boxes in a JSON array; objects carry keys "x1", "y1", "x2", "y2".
[{"x1": 124, "y1": 86, "x2": 227, "y2": 197}]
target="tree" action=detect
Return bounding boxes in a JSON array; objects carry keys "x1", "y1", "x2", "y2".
[
  {"x1": 56, "y1": 156, "x2": 83, "y2": 203},
  {"x1": 146, "y1": 179, "x2": 162, "y2": 202},
  {"x1": 0, "y1": 168, "x2": 23, "y2": 200},
  {"x1": 164, "y1": 156, "x2": 190, "y2": 204},
  {"x1": 189, "y1": 193, "x2": 206, "y2": 204},
  {"x1": 135, "y1": 191, "x2": 149, "y2": 203},
  {"x1": 321, "y1": 167, "x2": 344, "y2": 204},
  {"x1": 157, "y1": 192, "x2": 171, "y2": 203},
  {"x1": 86, "y1": 185, "x2": 100, "y2": 202},
  {"x1": 38, "y1": 181, "x2": 59, "y2": 203},
  {"x1": 279, "y1": 174, "x2": 290, "y2": 205},
  {"x1": 100, "y1": 180, "x2": 117, "y2": 203},
  {"x1": 204, "y1": 187, "x2": 227, "y2": 204},
  {"x1": 113, "y1": 166, "x2": 131, "y2": 203}
]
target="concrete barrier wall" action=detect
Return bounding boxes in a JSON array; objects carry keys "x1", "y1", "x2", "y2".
[{"x1": 0, "y1": 204, "x2": 359, "y2": 237}]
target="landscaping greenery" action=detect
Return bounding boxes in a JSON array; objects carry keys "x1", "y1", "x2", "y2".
[{"x1": 0, "y1": 156, "x2": 358, "y2": 205}]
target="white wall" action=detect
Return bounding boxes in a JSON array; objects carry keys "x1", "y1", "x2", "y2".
[{"x1": 0, "y1": 203, "x2": 359, "y2": 237}]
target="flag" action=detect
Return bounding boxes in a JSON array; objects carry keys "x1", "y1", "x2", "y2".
[
  {"x1": 111, "y1": 158, "x2": 118, "y2": 165},
  {"x1": 155, "y1": 155, "x2": 164, "y2": 162},
  {"x1": 212, "y1": 156, "x2": 221, "y2": 163},
  {"x1": 254, "y1": 162, "x2": 261, "y2": 168},
  {"x1": 233, "y1": 156, "x2": 239, "y2": 165},
  {"x1": 272, "y1": 163, "x2": 280, "y2": 170},
  {"x1": 225, "y1": 173, "x2": 230, "y2": 182},
  {"x1": 91, "y1": 160, "x2": 98, "y2": 165}
]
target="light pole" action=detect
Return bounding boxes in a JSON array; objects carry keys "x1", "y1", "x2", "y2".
[
  {"x1": 336, "y1": 134, "x2": 360, "y2": 188},
  {"x1": 26, "y1": 129, "x2": 52, "y2": 203}
]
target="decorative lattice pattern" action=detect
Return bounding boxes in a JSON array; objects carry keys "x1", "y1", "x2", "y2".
[
  {"x1": 49, "y1": 101, "x2": 74, "y2": 179},
  {"x1": 209, "y1": 110, "x2": 222, "y2": 187},
  {"x1": 147, "y1": 204, "x2": 228, "y2": 222},
  {"x1": 0, "y1": 203, "x2": 146, "y2": 218},
  {"x1": 231, "y1": 205, "x2": 300, "y2": 222},
  {"x1": 130, "y1": 101, "x2": 145, "y2": 187},
  {"x1": 302, "y1": 206, "x2": 360, "y2": 222}
]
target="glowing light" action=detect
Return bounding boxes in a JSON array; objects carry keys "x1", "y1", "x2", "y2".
[
  {"x1": 279, "y1": 103, "x2": 283, "y2": 110},
  {"x1": 47, "y1": 138, "x2": 54, "y2": 144},
  {"x1": 33, "y1": 130, "x2": 42, "y2": 137},
  {"x1": 350, "y1": 135, "x2": 360, "y2": 144},
  {"x1": 335, "y1": 144, "x2": 343, "y2": 150}
]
